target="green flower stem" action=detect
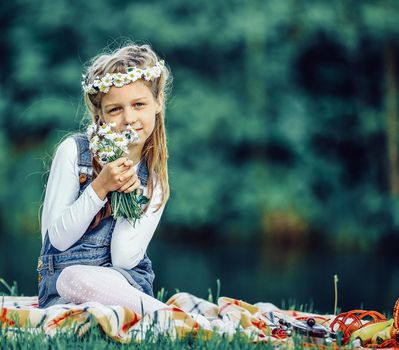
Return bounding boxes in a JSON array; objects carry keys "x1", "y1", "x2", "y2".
[
  {"x1": 110, "y1": 190, "x2": 148, "y2": 227},
  {"x1": 105, "y1": 149, "x2": 149, "y2": 225}
]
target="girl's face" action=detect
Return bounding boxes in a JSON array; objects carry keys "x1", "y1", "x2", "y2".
[{"x1": 100, "y1": 79, "x2": 162, "y2": 147}]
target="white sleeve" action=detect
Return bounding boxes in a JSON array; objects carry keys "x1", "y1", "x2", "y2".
[
  {"x1": 41, "y1": 137, "x2": 108, "y2": 251},
  {"x1": 111, "y1": 179, "x2": 165, "y2": 270}
]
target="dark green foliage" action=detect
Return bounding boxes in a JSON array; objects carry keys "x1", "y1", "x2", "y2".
[{"x1": 2, "y1": 0, "x2": 397, "y2": 243}]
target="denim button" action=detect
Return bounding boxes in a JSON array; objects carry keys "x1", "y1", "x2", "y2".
[{"x1": 79, "y1": 173, "x2": 87, "y2": 184}]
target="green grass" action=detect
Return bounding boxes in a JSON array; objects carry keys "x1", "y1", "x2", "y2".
[
  {"x1": 0, "y1": 321, "x2": 284, "y2": 350},
  {"x1": 2, "y1": 315, "x2": 332, "y2": 350},
  {"x1": 0, "y1": 278, "x2": 339, "y2": 349},
  {"x1": 0, "y1": 316, "x2": 339, "y2": 350}
]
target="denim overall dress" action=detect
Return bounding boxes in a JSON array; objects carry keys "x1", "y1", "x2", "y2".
[{"x1": 37, "y1": 132, "x2": 155, "y2": 308}]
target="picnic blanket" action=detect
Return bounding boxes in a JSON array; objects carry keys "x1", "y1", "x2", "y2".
[{"x1": 0, "y1": 292, "x2": 395, "y2": 348}]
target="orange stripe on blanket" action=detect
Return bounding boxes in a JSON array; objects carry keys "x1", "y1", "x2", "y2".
[
  {"x1": 47, "y1": 309, "x2": 86, "y2": 327},
  {"x1": 251, "y1": 319, "x2": 268, "y2": 330},
  {"x1": 122, "y1": 312, "x2": 140, "y2": 333},
  {"x1": 0, "y1": 307, "x2": 15, "y2": 327},
  {"x1": 219, "y1": 298, "x2": 242, "y2": 314},
  {"x1": 219, "y1": 302, "x2": 234, "y2": 314},
  {"x1": 170, "y1": 307, "x2": 185, "y2": 313}
]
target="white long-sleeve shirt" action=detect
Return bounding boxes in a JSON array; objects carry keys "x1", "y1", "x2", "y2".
[{"x1": 41, "y1": 136, "x2": 165, "y2": 270}]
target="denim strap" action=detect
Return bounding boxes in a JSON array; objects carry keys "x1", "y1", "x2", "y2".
[
  {"x1": 137, "y1": 159, "x2": 149, "y2": 186},
  {"x1": 73, "y1": 133, "x2": 92, "y2": 168}
]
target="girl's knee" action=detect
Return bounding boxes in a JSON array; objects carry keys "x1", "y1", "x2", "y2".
[{"x1": 56, "y1": 264, "x2": 87, "y2": 291}]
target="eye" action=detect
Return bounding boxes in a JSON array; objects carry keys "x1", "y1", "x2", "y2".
[
  {"x1": 134, "y1": 102, "x2": 145, "y2": 108},
  {"x1": 109, "y1": 107, "x2": 121, "y2": 113}
]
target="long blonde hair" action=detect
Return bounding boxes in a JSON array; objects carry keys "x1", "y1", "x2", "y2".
[{"x1": 82, "y1": 42, "x2": 172, "y2": 229}]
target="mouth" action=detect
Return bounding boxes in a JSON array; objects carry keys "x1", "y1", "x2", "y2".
[{"x1": 135, "y1": 128, "x2": 143, "y2": 132}]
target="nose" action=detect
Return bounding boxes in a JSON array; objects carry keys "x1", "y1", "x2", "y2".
[{"x1": 124, "y1": 107, "x2": 138, "y2": 125}]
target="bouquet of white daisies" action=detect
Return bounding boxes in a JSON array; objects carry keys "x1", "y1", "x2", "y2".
[{"x1": 86, "y1": 122, "x2": 149, "y2": 226}]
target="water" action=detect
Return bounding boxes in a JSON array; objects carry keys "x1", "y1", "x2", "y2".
[
  {"x1": 149, "y1": 235, "x2": 398, "y2": 315},
  {"x1": 1, "y1": 232, "x2": 397, "y2": 315}
]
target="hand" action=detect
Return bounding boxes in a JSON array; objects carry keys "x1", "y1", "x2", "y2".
[
  {"x1": 116, "y1": 164, "x2": 142, "y2": 194},
  {"x1": 91, "y1": 157, "x2": 137, "y2": 199}
]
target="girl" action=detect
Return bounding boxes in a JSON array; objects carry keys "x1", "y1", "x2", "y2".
[{"x1": 36, "y1": 43, "x2": 172, "y2": 315}]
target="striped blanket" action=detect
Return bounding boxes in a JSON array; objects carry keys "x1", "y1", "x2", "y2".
[{"x1": 0, "y1": 292, "x2": 377, "y2": 348}]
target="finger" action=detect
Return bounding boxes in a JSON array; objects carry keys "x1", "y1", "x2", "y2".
[
  {"x1": 118, "y1": 164, "x2": 133, "y2": 174},
  {"x1": 116, "y1": 176, "x2": 127, "y2": 187},
  {"x1": 113, "y1": 157, "x2": 129, "y2": 166},
  {"x1": 118, "y1": 172, "x2": 138, "y2": 187},
  {"x1": 115, "y1": 168, "x2": 131, "y2": 181},
  {"x1": 120, "y1": 167, "x2": 138, "y2": 179},
  {"x1": 124, "y1": 159, "x2": 134, "y2": 167},
  {"x1": 118, "y1": 177, "x2": 140, "y2": 192},
  {"x1": 117, "y1": 159, "x2": 134, "y2": 169},
  {"x1": 123, "y1": 181, "x2": 142, "y2": 194}
]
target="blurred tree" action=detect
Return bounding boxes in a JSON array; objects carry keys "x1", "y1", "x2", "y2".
[{"x1": 0, "y1": 0, "x2": 399, "y2": 251}]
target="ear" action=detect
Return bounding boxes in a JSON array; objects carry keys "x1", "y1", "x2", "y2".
[{"x1": 156, "y1": 92, "x2": 164, "y2": 114}]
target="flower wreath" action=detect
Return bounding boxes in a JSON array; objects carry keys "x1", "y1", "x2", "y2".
[{"x1": 81, "y1": 59, "x2": 165, "y2": 95}]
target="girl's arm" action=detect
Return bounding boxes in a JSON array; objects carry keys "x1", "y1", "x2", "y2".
[
  {"x1": 41, "y1": 137, "x2": 108, "y2": 251},
  {"x1": 111, "y1": 177, "x2": 165, "y2": 270}
]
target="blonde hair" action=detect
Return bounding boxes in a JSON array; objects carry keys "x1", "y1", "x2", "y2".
[{"x1": 81, "y1": 42, "x2": 172, "y2": 229}]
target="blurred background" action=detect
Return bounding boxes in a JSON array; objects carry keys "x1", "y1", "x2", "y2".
[{"x1": 0, "y1": 0, "x2": 399, "y2": 314}]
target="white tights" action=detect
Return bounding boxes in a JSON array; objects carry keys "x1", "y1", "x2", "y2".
[{"x1": 56, "y1": 265, "x2": 168, "y2": 315}]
